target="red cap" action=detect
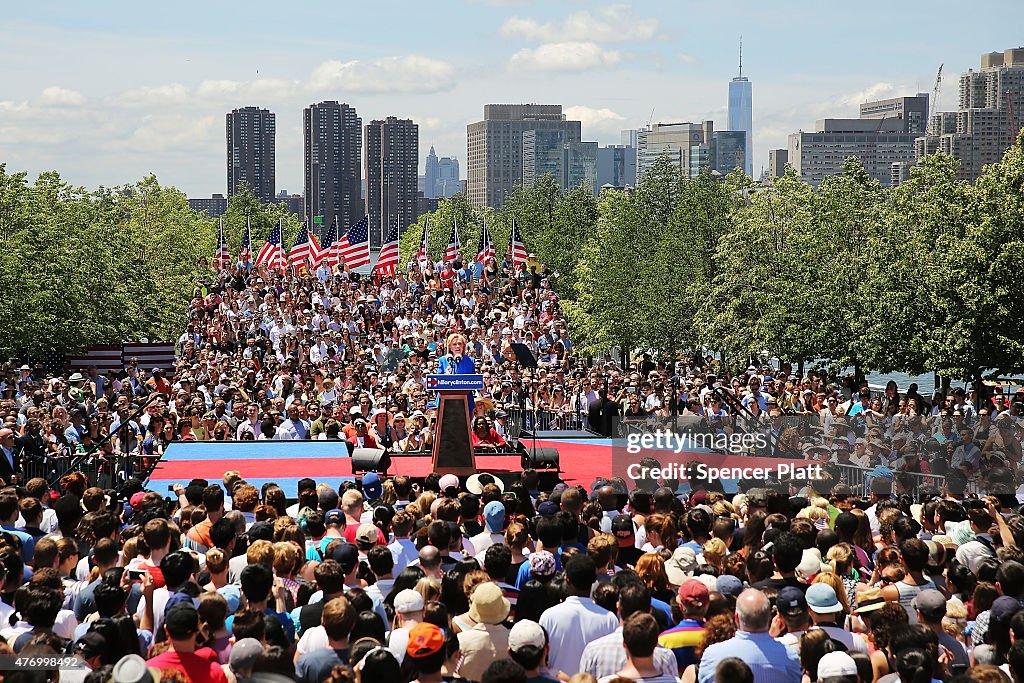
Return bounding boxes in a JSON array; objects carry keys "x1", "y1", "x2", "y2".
[{"x1": 678, "y1": 578, "x2": 710, "y2": 607}]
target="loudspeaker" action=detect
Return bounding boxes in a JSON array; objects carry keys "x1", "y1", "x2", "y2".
[
  {"x1": 521, "y1": 447, "x2": 559, "y2": 470},
  {"x1": 351, "y1": 448, "x2": 391, "y2": 475}
]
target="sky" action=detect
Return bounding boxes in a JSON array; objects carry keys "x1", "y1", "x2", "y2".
[{"x1": 2, "y1": 1, "x2": 1023, "y2": 197}]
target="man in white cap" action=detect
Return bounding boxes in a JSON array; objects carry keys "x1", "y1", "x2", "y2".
[
  {"x1": 815, "y1": 651, "x2": 858, "y2": 683},
  {"x1": 386, "y1": 588, "x2": 425, "y2": 664},
  {"x1": 507, "y1": 620, "x2": 559, "y2": 683}
]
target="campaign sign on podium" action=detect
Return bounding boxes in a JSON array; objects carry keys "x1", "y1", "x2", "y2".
[{"x1": 427, "y1": 374, "x2": 483, "y2": 475}]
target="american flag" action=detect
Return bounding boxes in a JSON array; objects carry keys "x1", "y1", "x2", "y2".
[
  {"x1": 239, "y1": 217, "x2": 253, "y2": 264},
  {"x1": 215, "y1": 218, "x2": 231, "y2": 268},
  {"x1": 314, "y1": 218, "x2": 339, "y2": 268},
  {"x1": 338, "y1": 215, "x2": 371, "y2": 270},
  {"x1": 445, "y1": 220, "x2": 461, "y2": 262},
  {"x1": 416, "y1": 218, "x2": 430, "y2": 269},
  {"x1": 255, "y1": 221, "x2": 285, "y2": 271},
  {"x1": 374, "y1": 221, "x2": 400, "y2": 276},
  {"x1": 509, "y1": 218, "x2": 528, "y2": 265},
  {"x1": 477, "y1": 218, "x2": 495, "y2": 263},
  {"x1": 289, "y1": 220, "x2": 316, "y2": 267}
]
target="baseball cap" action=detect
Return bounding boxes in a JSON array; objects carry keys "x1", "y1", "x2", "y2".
[
  {"x1": 537, "y1": 501, "x2": 559, "y2": 516},
  {"x1": 508, "y1": 619, "x2": 547, "y2": 652},
  {"x1": 217, "y1": 584, "x2": 242, "y2": 613},
  {"x1": 325, "y1": 509, "x2": 344, "y2": 526},
  {"x1": 395, "y1": 588, "x2": 425, "y2": 614},
  {"x1": 716, "y1": 574, "x2": 744, "y2": 598},
  {"x1": 163, "y1": 603, "x2": 199, "y2": 637},
  {"x1": 355, "y1": 523, "x2": 380, "y2": 546},
  {"x1": 665, "y1": 546, "x2": 697, "y2": 586},
  {"x1": 805, "y1": 583, "x2": 843, "y2": 614},
  {"x1": 362, "y1": 472, "x2": 383, "y2": 500},
  {"x1": 229, "y1": 638, "x2": 264, "y2": 672},
  {"x1": 483, "y1": 500, "x2": 506, "y2": 532},
  {"x1": 439, "y1": 474, "x2": 460, "y2": 495},
  {"x1": 817, "y1": 652, "x2": 858, "y2": 678},
  {"x1": 611, "y1": 514, "x2": 635, "y2": 545},
  {"x1": 912, "y1": 588, "x2": 947, "y2": 620},
  {"x1": 991, "y1": 595, "x2": 1022, "y2": 625},
  {"x1": 406, "y1": 622, "x2": 445, "y2": 658},
  {"x1": 677, "y1": 579, "x2": 709, "y2": 608},
  {"x1": 776, "y1": 586, "x2": 808, "y2": 616},
  {"x1": 331, "y1": 543, "x2": 358, "y2": 572}
]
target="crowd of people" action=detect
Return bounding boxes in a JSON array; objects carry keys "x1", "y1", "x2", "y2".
[{"x1": 0, "y1": 249, "x2": 1020, "y2": 682}]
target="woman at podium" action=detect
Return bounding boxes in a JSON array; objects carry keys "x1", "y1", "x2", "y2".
[{"x1": 437, "y1": 334, "x2": 476, "y2": 375}]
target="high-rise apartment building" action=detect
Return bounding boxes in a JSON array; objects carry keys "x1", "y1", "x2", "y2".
[
  {"x1": 189, "y1": 194, "x2": 228, "y2": 218},
  {"x1": 466, "y1": 104, "x2": 582, "y2": 208},
  {"x1": 303, "y1": 101, "x2": 362, "y2": 236},
  {"x1": 226, "y1": 106, "x2": 276, "y2": 203},
  {"x1": 727, "y1": 41, "x2": 753, "y2": 176},
  {"x1": 768, "y1": 149, "x2": 788, "y2": 177},
  {"x1": 788, "y1": 112, "x2": 918, "y2": 188},
  {"x1": 597, "y1": 145, "x2": 637, "y2": 188},
  {"x1": 914, "y1": 48, "x2": 1024, "y2": 181},
  {"x1": 636, "y1": 121, "x2": 746, "y2": 179},
  {"x1": 365, "y1": 117, "x2": 419, "y2": 248},
  {"x1": 271, "y1": 190, "x2": 305, "y2": 219}
]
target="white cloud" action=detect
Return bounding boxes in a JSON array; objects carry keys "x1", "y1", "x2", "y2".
[
  {"x1": 837, "y1": 82, "x2": 904, "y2": 108},
  {"x1": 34, "y1": 86, "x2": 84, "y2": 107},
  {"x1": 564, "y1": 105, "x2": 625, "y2": 136},
  {"x1": 308, "y1": 56, "x2": 457, "y2": 94},
  {"x1": 677, "y1": 52, "x2": 698, "y2": 65},
  {"x1": 500, "y1": 5, "x2": 659, "y2": 43},
  {"x1": 509, "y1": 42, "x2": 620, "y2": 72},
  {"x1": 115, "y1": 83, "x2": 190, "y2": 108}
]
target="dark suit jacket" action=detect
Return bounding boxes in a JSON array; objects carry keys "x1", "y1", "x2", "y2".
[{"x1": 0, "y1": 447, "x2": 20, "y2": 484}]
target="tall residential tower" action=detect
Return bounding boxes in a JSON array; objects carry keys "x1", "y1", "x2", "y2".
[
  {"x1": 303, "y1": 101, "x2": 362, "y2": 235},
  {"x1": 365, "y1": 116, "x2": 419, "y2": 248},
  {"x1": 727, "y1": 40, "x2": 753, "y2": 177},
  {"x1": 226, "y1": 106, "x2": 276, "y2": 203}
]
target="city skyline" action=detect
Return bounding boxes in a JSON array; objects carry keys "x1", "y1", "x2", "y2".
[{"x1": 3, "y1": 1, "x2": 1023, "y2": 196}]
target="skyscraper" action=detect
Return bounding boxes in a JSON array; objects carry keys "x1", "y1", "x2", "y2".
[
  {"x1": 466, "y1": 104, "x2": 582, "y2": 208},
  {"x1": 304, "y1": 101, "x2": 362, "y2": 236},
  {"x1": 727, "y1": 39, "x2": 753, "y2": 177},
  {"x1": 423, "y1": 146, "x2": 440, "y2": 198},
  {"x1": 436, "y1": 156, "x2": 461, "y2": 197},
  {"x1": 915, "y1": 48, "x2": 1024, "y2": 181},
  {"x1": 636, "y1": 121, "x2": 744, "y2": 179},
  {"x1": 365, "y1": 117, "x2": 419, "y2": 248},
  {"x1": 226, "y1": 106, "x2": 276, "y2": 203},
  {"x1": 597, "y1": 145, "x2": 637, "y2": 189},
  {"x1": 522, "y1": 130, "x2": 598, "y2": 195}
]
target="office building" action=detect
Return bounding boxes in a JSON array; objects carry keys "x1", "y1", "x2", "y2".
[
  {"x1": 423, "y1": 146, "x2": 439, "y2": 198},
  {"x1": 189, "y1": 194, "x2": 228, "y2": 218},
  {"x1": 728, "y1": 41, "x2": 753, "y2": 176},
  {"x1": 522, "y1": 131, "x2": 599, "y2": 195},
  {"x1": 303, "y1": 101, "x2": 362, "y2": 236},
  {"x1": 859, "y1": 94, "x2": 929, "y2": 135},
  {"x1": 436, "y1": 155, "x2": 461, "y2": 197},
  {"x1": 914, "y1": 48, "x2": 1024, "y2": 181},
  {"x1": 636, "y1": 121, "x2": 746, "y2": 179},
  {"x1": 365, "y1": 117, "x2": 419, "y2": 247},
  {"x1": 621, "y1": 129, "x2": 638, "y2": 147},
  {"x1": 787, "y1": 115, "x2": 917, "y2": 188},
  {"x1": 466, "y1": 104, "x2": 582, "y2": 208},
  {"x1": 226, "y1": 106, "x2": 276, "y2": 203},
  {"x1": 597, "y1": 145, "x2": 637, "y2": 188},
  {"x1": 768, "y1": 149, "x2": 788, "y2": 177}
]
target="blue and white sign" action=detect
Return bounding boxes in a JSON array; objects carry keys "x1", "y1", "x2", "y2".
[{"x1": 426, "y1": 374, "x2": 484, "y2": 391}]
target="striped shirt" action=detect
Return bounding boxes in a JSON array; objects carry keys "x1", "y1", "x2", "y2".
[{"x1": 658, "y1": 619, "x2": 705, "y2": 673}]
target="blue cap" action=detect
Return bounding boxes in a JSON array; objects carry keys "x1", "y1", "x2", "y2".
[
  {"x1": 716, "y1": 574, "x2": 744, "y2": 598},
  {"x1": 805, "y1": 583, "x2": 842, "y2": 614},
  {"x1": 484, "y1": 501, "x2": 506, "y2": 532},
  {"x1": 331, "y1": 543, "x2": 358, "y2": 571},
  {"x1": 217, "y1": 585, "x2": 241, "y2": 613},
  {"x1": 537, "y1": 501, "x2": 559, "y2": 516},
  {"x1": 362, "y1": 472, "x2": 383, "y2": 500},
  {"x1": 325, "y1": 509, "x2": 344, "y2": 526},
  {"x1": 776, "y1": 585, "x2": 807, "y2": 615}
]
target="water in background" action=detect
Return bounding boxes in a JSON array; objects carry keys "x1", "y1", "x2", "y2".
[{"x1": 866, "y1": 370, "x2": 941, "y2": 395}]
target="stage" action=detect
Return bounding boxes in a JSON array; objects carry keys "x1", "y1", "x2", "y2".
[
  {"x1": 146, "y1": 438, "x2": 819, "y2": 497},
  {"x1": 146, "y1": 438, "x2": 611, "y2": 496}
]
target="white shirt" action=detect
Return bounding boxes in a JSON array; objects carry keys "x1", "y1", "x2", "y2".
[
  {"x1": 539, "y1": 595, "x2": 619, "y2": 676},
  {"x1": 389, "y1": 538, "x2": 419, "y2": 573}
]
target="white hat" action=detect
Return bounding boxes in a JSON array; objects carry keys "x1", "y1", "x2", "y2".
[
  {"x1": 466, "y1": 472, "x2": 504, "y2": 495},
  {"x1": 112, "y1": 654, "x2": 160, "y2": 683},
  {"x1": 394, "y1": 588, "x2": 425, "y2": 614},
  {"x1": 817, "y1": 651, "x2": 857, "y2": 678},
  {"x1": 508, "y1": 619, "x2": 546, "y2": 652},
  {"x1": 439, "y1": 474, "x2": 460, "y2": 492},
  {"x1": 68, "y1": 372, "x2": 85, "y2": 383}
]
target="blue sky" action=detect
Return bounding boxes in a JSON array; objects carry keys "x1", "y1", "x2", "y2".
[{"x1": 2, "y1": 1, "x2": 1022, "y2": 196}]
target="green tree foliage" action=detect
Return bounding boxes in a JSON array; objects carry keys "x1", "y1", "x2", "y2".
[{"x1": 0, "y1": 166, "x2": 214, "y2": 357}]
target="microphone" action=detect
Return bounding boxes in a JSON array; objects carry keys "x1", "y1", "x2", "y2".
[
  {"x1": 454, "y1": 354, "x2": 463, "y2": 370},
  {"x1": 445, "y1": 354, "x2": 455, "y2": 374}
]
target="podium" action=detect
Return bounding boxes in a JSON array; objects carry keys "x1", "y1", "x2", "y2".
[{"x1": 427, "y1": 374, "x2": 484, "y2": 475}]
